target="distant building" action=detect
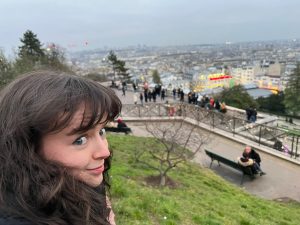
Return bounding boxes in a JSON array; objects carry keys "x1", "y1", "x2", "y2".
[
  {"x1": 193, "y1": 73, "x2": 234, "y2": 92},
  {"x1": 232, "y1": 61, "x2": 286, "y2": 91}
]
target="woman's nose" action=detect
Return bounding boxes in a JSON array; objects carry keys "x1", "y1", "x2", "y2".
[{"x1": 92, "y1": 136, "x2": 110, "y2": 159}]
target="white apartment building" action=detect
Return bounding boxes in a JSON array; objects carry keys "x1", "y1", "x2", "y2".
[{"x1": 232, "y1": 62, "x2": 285, "y2": 91}]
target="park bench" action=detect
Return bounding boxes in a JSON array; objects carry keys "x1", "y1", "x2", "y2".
[
  {"x1": 205, "y1": 149, "x2": 254, "y2": 185},
  {"x1": 105, "y1": 126, "x2": 132, "y2": 135}
]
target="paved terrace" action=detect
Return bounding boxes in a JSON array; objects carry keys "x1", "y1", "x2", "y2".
[{"x1": 111, "y1": 88, "x2": 300, "y2": 202}]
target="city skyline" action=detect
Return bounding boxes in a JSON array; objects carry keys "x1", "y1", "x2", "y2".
[{"x1": 1, "y1": 0, "x2": 300, "y2": 54}]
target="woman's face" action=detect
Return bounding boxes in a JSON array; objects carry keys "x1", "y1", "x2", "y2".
[{"x1": 39, "y1": 105, "x2": 110, "y2": 187}]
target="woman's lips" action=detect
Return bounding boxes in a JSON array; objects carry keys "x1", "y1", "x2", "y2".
[{"x1": 87, "y1": 165, "x2": 105, "y2": 174}]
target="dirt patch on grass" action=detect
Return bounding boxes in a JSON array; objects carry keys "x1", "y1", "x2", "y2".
[
  {"x1": 274, "y1": 197, "x2": 299, "y2": 204},
  {"x1": 144, "y1": 175, "x2": 180, "y2": 188}
]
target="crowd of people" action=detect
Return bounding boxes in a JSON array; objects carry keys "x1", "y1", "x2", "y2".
[
  {"x1": 117, "y1": 82, "x2": 263, "y2": 126},
  {"x1": 142, "y1": 84, "x2": 166, "y2": 103},
  {"x1": 126, "y1": 84, "x2": 229, "y2": 114}
]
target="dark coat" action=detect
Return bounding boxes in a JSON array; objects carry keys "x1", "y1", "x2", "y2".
[
  {"x1": 249, "y1": 149, "x2": 261, "y2": 165},
  {"x1": 117, "y1": 121, "x2": 128, "y2": 128}
]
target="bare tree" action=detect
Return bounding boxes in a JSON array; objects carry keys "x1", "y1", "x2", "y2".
[{"x1": 134, "y1": 119, "x2": 210, "y2": 187}]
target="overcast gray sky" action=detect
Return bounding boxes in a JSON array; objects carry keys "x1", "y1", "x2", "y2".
[{"x1": 1, "y1": 0, "x2": 300, "y2": 53}]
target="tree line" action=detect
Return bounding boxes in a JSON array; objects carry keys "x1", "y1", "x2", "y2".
[{"x1": 0, "y1": 30, "x2": 72, "y2": 88}]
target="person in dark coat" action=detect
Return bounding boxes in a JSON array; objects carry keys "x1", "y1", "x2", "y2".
[
  {"x1": 144, "y1": 90, "x2": 148, "y2": 103},
  {"x1": 180, "y1": 90, "x2": 184, "y2": 102},
  {"x1": 140, "y1": 92, "x2": 144, "y2": 105},
  {"x1": 237, "y1": 152, "x2": 265, "y2": 177},
  {"x1": 250, "y1": 108, "x2": 257, "y2": 122},
  {"x1": 177, "y1": 88, "x2": 181, "y2": 98},
  {"x1": 173, "y1": 88, "x2": 176, "y2": 99},
  {"x1": 152, "y1": 91, "x2": 157, "y2": 102},
  {"x1": 245, "y1": 107, "x2": 251, "y2": 122},
  {"x1": 148, "y1": 90, "x2": 152, "y2": 102},
  {"x1": 244, "y1": 146, "x2": 262, "y2": 166},
  {"x1": 117, "y1": 118, "x2": 132, "y2": 134},
  {"x1": 188, "y1": 92, "x2": 192, "y2": 104},
  {"x1": 214, "y1": 99, "x2": 221, "y2": 111},
  {"x1": 117, "y1": 118, "x2": 128, "y2": 128},
  {"x1": 122, "y1": 85, "x2": 126, "y2": 96},
  {"x1": 132, "y1": 82, "x2": 137, "y2": 92},
  {"x1": 161, "y1": 89, "x2": 165, "y2": 101}
]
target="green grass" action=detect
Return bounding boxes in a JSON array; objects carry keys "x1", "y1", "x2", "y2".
[{"x1": 108, "y1": 134, "x2": 300, "y2": 225}]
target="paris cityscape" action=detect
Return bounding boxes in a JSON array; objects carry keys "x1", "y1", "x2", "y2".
[
  {"x1": 71, "y1": 39, "x2": 300, "y2": 98},
  {"x1": 1, "y1": 1, "x2": 300, "y2": 225}
]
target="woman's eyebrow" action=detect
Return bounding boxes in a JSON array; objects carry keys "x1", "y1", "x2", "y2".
[
  {"x1": 65, "y1": 117, "x2": 93, "y2": 136},
  {"x1": 66, "y1": 122, "x2": 107, "y2": 136},
  {"x1": 65, "y1": 115, "x2": 109, "y2": 136},
  {"x1": 66, "y1": 127, "x2": 85, "y2": 136}
]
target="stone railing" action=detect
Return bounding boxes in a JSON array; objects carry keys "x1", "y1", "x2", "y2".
[{"x1": 120, "y1": 103, "x2": 299, "y2": 159}]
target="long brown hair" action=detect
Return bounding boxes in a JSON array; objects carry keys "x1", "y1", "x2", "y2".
[{"x1": 0, "y1": 71, "x2": 121, "y2": 225}]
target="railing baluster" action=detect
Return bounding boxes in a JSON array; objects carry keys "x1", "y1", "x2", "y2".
[
  {"x1": 258, "y1": 125, "x2": 262, "y2": 145},
  {"x1": 233, "y1": 117, "x2": 236, "y2": 136},
  {"x1": 295, "y1": 137, "x2": 299, "y2": 159},
  {"x1": 291, "y1": 135, "x2": 295, "y2": 158}
]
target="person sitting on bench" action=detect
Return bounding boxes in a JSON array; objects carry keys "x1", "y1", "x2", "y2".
[
  {"x1": 117, "y1": 118, "x2": 128, "y2": 128},
  {"x1": 244, "y1": 146, "x2": 261, "y2": 166},
  {"x1": 105, "y1": 119, "x2": 132, "y2": 134},
  {"x1": 238, "y1": 152, "x2": 265, "y2": 176}
]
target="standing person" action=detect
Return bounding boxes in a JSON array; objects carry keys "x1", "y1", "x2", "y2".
[
  {"x1": 148, "y1": 90, "x2": 152, "y2": 102},
  {"x1": 204, "y1": 96, "x2": 210, "y2": 109},
  {"x1": 133, "y1": 93, "x2": 138, "y2": 104},
  {"x1": 209, "y1": 97, "x2": 215, "y2": 109},
  {"x1": 122, "y1": 81, "x2": 127, "y2": 90},
  {"x1": 140, "y1": 92, "x2": 144, "y2": 106},
  {"x1": 192, "y1": 92, "x2": 196, "y2": 104},
  {"x1": 144, "y1": 90, "x2": 148, "y2": 103},
  {"x1": 157, "y1": 84, "x2": 162, "y2": 96},
  {"x1": 152, "y1": 90, "x2": 157, "y2": 103},
  {"x1": 250, "y1": 108, "x2": 257, "y2": 122},
  {"x1": 0, "y1": 71, "x2": 121, "y2": 225},
  {"x1": 180, "y1": 90, "x2": 184, "y2": 102},
  {"x1": 245, "y1": 107, "x2": 251, "y2": 122},
  {"x1": 188, "y1": 92, "x2": 192, "y2": 104},
  {"x1": 132, "y1": 82, "x2": 137, "y2": 92},
  {"x1": 122, "y1": 85, "x2": 126, "y2": 96},
  {"x1": 161, "y1": 89, "x2": 165, "y2": 101},
  {"x1": 173, "y1": 88, "x2": 176, "y2": 99},
  {"x1": 197, "y1": 94, "x2": 203, "y2": 106}
]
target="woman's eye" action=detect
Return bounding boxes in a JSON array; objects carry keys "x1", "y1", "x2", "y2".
[
  {"x1": 99, "y1": 128, "x2": 106, "y2": 137},
  {"x1": 73, "y1": 136, "x2": 87, "y2": 145}
]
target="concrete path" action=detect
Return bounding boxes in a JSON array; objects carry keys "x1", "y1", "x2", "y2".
[
  {"x1": 110, "y1": 88, "x2": 300, "y2": 202},
  {"x1": 125, "y1": 122, "x2": 300, "y2": 202}
]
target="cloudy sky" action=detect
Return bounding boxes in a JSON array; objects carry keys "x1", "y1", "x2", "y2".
[{"x1": 1, "y1": 0, "x2": 300, "y2": 53}]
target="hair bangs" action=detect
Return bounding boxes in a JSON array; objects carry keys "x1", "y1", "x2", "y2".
[
  {"x1": 42, "y1": 75, "x2": 121, "y2": 135},
  {"x1": 74, "y1": 82, "x2": 122, "y2": 133}
]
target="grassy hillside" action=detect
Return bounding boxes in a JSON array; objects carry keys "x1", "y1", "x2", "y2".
[{"x1": 108, "y1": 134, "x2": 300, "y2": 225}]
